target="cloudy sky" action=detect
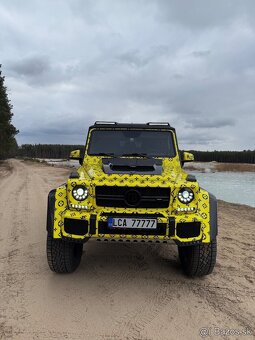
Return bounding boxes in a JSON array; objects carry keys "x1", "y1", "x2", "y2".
[{"x1": 0, "y1": 0, "x2": 255, "y2": 150}]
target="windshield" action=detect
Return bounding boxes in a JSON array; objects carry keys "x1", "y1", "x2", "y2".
[{"x1": 87, "y1": 129, "x2": 176, "y2": 157}]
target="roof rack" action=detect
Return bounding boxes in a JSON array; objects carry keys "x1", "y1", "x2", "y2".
[
  {"x1": 147, "y1": 122, "x2": 170, "y2": 126},
  {"x1": 94, "y1": 121, "x2": 117, "y2": 125},
  {"x1": 92, "y1": 121, "x2": 172, "y2": 129}
]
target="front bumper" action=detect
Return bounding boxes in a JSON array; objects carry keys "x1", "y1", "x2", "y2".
[
  {"x1": 59, "y1": 209, "x2": 205, "y2": 243},
  {"x1": 51, "y1": 185, "x2": 212, "y2": 244}
]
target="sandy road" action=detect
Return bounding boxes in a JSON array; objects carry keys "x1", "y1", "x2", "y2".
[{"x1": 0, "y1": 159, "x2": 254, "y2": 340}]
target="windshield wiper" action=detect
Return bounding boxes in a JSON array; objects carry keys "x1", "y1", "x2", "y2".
[{"x1": 120, "y1": 153, "x2": 151, "y2": 158}]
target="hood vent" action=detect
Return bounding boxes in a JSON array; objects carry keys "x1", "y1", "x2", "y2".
[
  {"x1": 102, "y1": 158, "x2": 162, "y2": 175},
  {"x1": 110, "y1": 164, "x2": 155, "y2": 172}
]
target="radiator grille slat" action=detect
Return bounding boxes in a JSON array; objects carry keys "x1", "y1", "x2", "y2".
[{"x1": 96, "y1": 186, "x2": 170, "y2": 208}]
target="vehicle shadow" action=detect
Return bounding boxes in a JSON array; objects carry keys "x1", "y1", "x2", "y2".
[{"x1": 74, "y1": 241, "x2": 184, "y2": 287}]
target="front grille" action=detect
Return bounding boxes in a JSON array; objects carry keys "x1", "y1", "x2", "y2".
[
  {"x1": 96, "y1": 186, "x2": 170, "y2": 208},
  {"x1": 98, "y1": 221, "x2": 167, "y2": 236}
]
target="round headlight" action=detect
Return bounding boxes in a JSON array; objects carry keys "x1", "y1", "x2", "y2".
[
  {"x1": 72, "y1": 185, "x2": 88, "y2": 201},
  {"x1": 178, "y1": 187, "x2": 194, "y2": 204}
]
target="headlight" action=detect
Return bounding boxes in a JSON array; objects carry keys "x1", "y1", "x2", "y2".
[
  {"x1": 178, "y1": 187, "x2": 194, "y2": 204},
  {"x1": 72, "y1": 185, "x2": 88, "y2": 201}
]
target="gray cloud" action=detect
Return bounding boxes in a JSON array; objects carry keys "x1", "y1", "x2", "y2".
[
  {"x1": 116, "y1": 50, "x2": 149, "y2": 68},
  {"x1": 10, "y1": 56, "x2": 50, "y2": 76},
  {"x1": 155, "y1": 0, "x2": 255, "y2": 30},
  {"x1": 188, "y1": 118, "x2": 236, "y2": 129},
  {"x1": 116, "y1": 45, "x2": 171, "y2": 68},
  {"x1": 7, "y1": 55, "x2": 79, "y2": 87},
  {"x1": 0, "y1": 0, "x2": 254, "y2": 150},
  {"x1": 191, "y1": 50, "x2": 211, "y2": 58}
]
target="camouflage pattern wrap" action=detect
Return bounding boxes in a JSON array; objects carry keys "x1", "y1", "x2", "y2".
[{"x1": 51, "y1": 153, "x2": 213, "y2": 243}]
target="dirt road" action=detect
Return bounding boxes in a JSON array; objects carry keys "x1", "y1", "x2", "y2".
[{"x1": 0, "y1": 160, "x2": 254, "y2": 340}]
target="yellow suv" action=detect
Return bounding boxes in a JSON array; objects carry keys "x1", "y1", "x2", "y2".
[{"x1": 46, "y1": 122, "x2": 217, "y2": 276}]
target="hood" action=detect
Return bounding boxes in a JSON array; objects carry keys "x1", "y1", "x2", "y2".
[
  {"x1": 102, "y1": 157, "x2": 163, "y2": 175},
  {"x1": 79, "y1": 156, "x2": 186, "y2": 186}
]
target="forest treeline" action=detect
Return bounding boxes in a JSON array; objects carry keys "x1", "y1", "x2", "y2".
[
  {"x1": 188, "y1": 150, "x2": 255, "y2": 164},
  {"x1": 18, "y1": 144, "x2": 84, "y2": 159},
  {"x1": 17, "y1": 144, "x2": 255, "y2": 163},
  {"x1": 0, "y1": 65, "x2": 19, "y2": 159}
]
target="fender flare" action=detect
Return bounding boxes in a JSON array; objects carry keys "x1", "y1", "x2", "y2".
[
  {"x1": 209, "y1": 193, "x2": 218, "y2": 240},
  {"x1": 46, "y1": 189, "x2": 56, "y2": 235}
]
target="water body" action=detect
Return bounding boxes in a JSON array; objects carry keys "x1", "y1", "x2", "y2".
[{"x1": 190, "y1": 171, "x2": 255, "y2": 207}]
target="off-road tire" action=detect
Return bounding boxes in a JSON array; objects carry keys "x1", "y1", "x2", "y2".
[
  {"x1": 178, "y1": 239, "x2": 217, "y2": 277},
  {"x1": 47, "y1": 235, "x2": 83, "y2": 273}
]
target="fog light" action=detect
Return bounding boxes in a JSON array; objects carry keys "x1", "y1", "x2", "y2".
[
  {"x1": 176, "y1": 207, "x2": 195, "y2": 212},
  {"x1": 70, "y1": 203, "x2": 88, "y2": 210}
]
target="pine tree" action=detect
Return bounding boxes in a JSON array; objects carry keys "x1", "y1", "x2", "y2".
[{"x1": 0, "y1": 64, "x2": 19, "y2": 159}]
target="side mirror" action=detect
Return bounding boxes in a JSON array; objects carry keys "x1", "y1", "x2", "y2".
[
  {"x1": 181, "y1": 151, "x2": 194, "y2": 167},
  {"x1": 69, "y1": 149, "x2": 83, "y2": 165},
  {"x1": 182, "y1": 152, "x2": 194, "y2": 163}
]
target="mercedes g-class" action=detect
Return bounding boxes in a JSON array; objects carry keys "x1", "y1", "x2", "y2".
[{"x1": 46, "y1": 122, "x2": 217, "y2": 276}]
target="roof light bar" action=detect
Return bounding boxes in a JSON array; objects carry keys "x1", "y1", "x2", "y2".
[
  {"x1": 94, "y1": 121, "x2": 117, "y2": 125},
  {"x1": 147, "y1": 122, "x2": 170, "y2": 126}
]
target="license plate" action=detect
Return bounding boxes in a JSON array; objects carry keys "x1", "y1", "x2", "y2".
[{"x1": 108, "y1": 217, "x2": 157, "y2": 229}]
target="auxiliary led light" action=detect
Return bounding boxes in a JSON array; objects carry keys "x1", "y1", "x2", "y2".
[
  {"x1": 70, "y1": 203, "x2": 88, "y2": 210},
  {"x1": 72, "y1": 185, "x2": 88, "y2": 201},
  {"x1": 178, "y1": 187, "x2": 194, "y2": 204}
]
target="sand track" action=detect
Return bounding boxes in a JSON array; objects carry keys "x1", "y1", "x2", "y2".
[{"x1": 0, "y1": 160, "x2": 254, "y2": 339}]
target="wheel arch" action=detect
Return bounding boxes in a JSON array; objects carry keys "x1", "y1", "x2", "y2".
[
  {"x1": 209, "y1": 192, "x2": 218, "y2": 240},
  {"x1": 46, "y1": 189, "x2": 56, "y2": 235}
]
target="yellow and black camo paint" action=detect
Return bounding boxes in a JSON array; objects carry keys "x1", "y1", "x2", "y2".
[
  {"x1": 52, "y1": 163, "x2": 212, "y2": 243},
  {"x1": 52, "y1": 128, "x2": 212, "y2": 243}
]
